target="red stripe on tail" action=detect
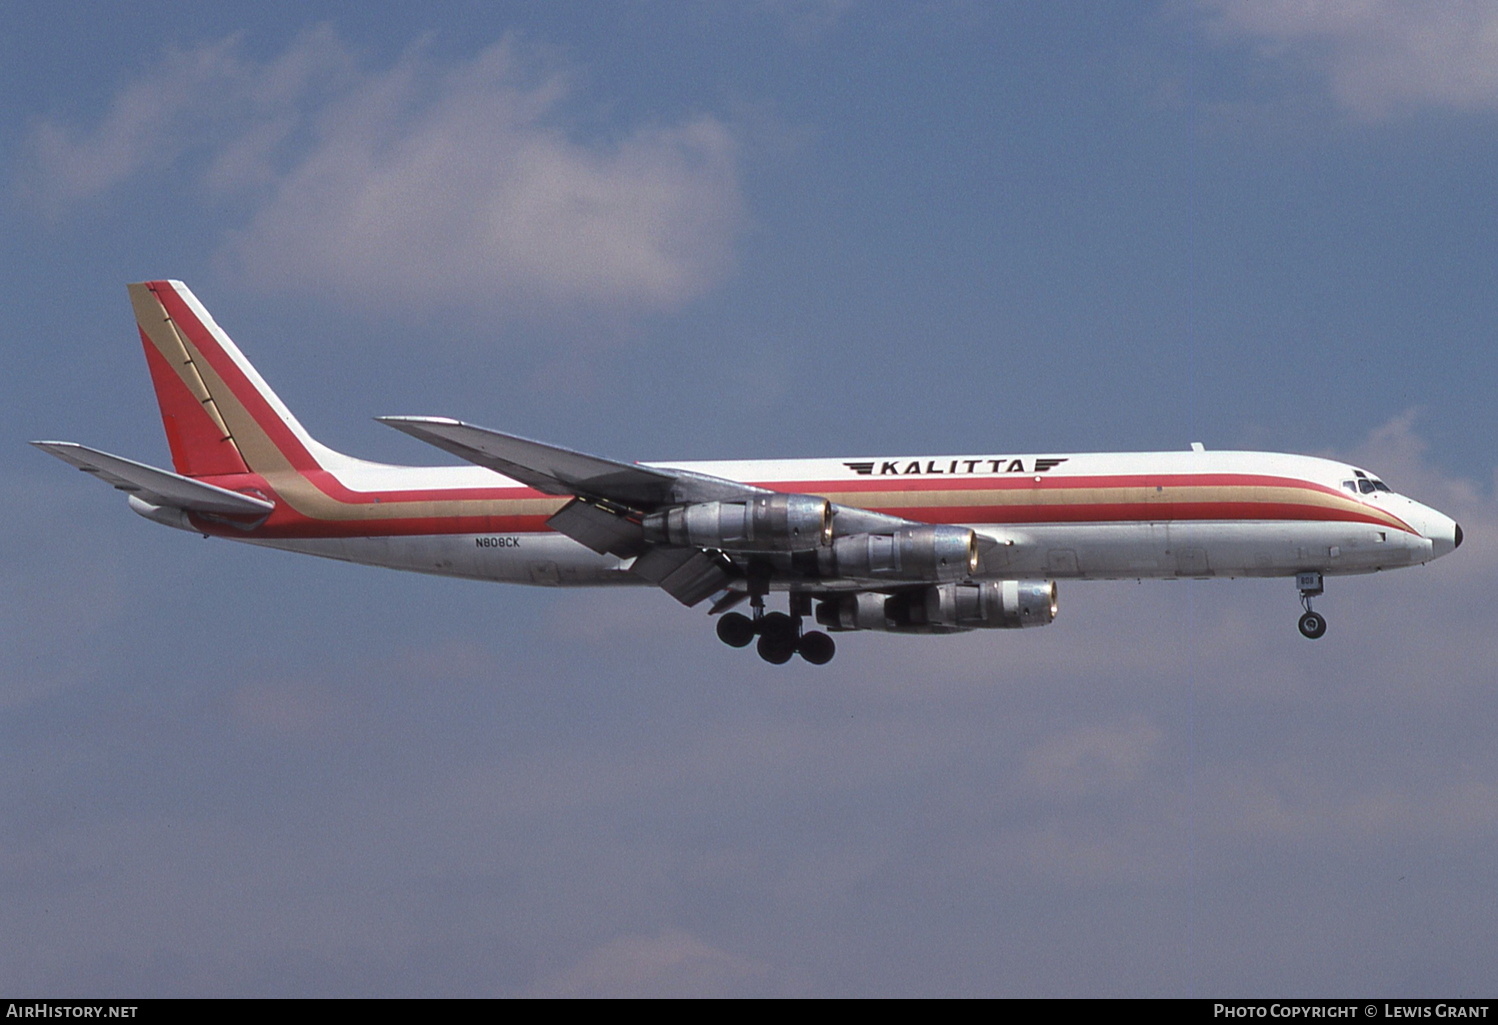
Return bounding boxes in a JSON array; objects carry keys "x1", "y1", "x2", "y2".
[{"x1": 138, "y1": 323, "x2": 250, "y2": 477}]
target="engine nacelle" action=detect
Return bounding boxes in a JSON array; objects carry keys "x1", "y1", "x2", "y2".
[
  {"x1": 642, "y1": 494, "x2": 832, "y2": 553},
  {"x1": 819, "y1": 525, "x2": 979, "y2": 582},
  {"x1": 816, "y1": 580, "x2": 1058, "y2": 633}
]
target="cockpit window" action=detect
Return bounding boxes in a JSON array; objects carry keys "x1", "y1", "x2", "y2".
[
  {"x1": 1342, "y1": 480, "x2": 1358, "y2": 493},
  {"x1": 1371, "y1": 479, "x2": 1391, "y2": 492},
  {"x1": 1359, "y1": 479, "x2": 1376, "y2": 494}
]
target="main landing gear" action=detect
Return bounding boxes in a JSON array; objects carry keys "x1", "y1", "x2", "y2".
[
  {"x1": 714, "y1": 592, "x2": 837, "y2": 665},
  {"x1": 1296, "y1": 572, "x2": 1327, "y2": 639}
]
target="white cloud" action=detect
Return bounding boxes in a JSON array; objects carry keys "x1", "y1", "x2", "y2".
[
  {"x1": 1201, "y1": 773, "x2": 1498, "y2": 844},
  {"x1": 1022, "y1": 716, "x2": 1164, "y2": 799},
  {"x1": 528, "y1": 930, "x2": 774, "y2": 998},
  {"x1": 1201, "y1": 0, "x2": 1498, "y2": 117},
  {"x1": 23, "y1": 29, "x2": 745, "y2": 314},
  {"x1": 21, "y1": 28, "x2": 355, "y2": 208},
  {"x1": 764, "y1": 0, "x2": 860, "y2": 45}
]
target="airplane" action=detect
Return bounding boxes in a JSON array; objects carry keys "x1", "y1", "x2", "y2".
[{"x1": 33, "y1": 281, "x2": 1463, "y2": 665}]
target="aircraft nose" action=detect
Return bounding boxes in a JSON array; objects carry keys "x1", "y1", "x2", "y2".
[
  {"x1": 1428, "y1": 511, "x2": 1462, "y2": 559},
  {"x1": 1401, "y1": 496, "x2": 1462, "y2": 559}
]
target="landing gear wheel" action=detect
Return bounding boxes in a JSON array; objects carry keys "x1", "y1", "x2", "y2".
[
  {"x1": 716, "y1": 612, "x2": 755, "y2": 648},
  {"x1": 797, "y1": 630, "x2": 836, "y2": 665},
  {"x1": 757, "y1": 632, "x2": 797, "y2": 664},
  {"x1": 758, "y1": 612, "x2": 794, "y2": 640},
  {"x1": 1298, "y1": 610, "x2": 1327, "y2": 639},
  {"x1": 756, "y1": 612, "x2": 798, "y2": 664}
]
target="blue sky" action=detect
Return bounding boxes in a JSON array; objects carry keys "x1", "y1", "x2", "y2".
[{"x1": 4, "y1": 1, "x2": 1497, "y2": 996}]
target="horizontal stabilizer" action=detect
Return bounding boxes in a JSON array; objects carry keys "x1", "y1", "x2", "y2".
[
  {"x1": 30, "y1": 441, "x2": 275, "y2": 516},
  {"x1": 377, "y1": 416, "x2": 683, "y2": 508}
]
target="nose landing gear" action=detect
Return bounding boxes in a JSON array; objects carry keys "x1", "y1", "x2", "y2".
[{"x1": 1296, "y1": 572, "x2": 1327, "y2": 639}]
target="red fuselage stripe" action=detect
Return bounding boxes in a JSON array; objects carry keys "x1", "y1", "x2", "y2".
[
  {"x1": 154, "y1": 284, "x2": 1414, "y2": 541},
  {"x1": 217, "y1": 481, "x2": 1409, "y2": 539}
]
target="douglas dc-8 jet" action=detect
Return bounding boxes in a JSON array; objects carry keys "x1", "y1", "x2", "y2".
[{"x1": 34, "y1": 282, "x2": 1462, "y2": 665}]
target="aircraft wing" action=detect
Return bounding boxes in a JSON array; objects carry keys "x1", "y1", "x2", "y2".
[
  {"x1": 377, "y1": 416, "x2": 766, "y2": 508},
  {"x1": 30, "y1": 441, "x2": 275, "y2": 517},
  {"x1": 380, "y1": 416, "x2": 793, "y2": 605},
  {"x1": 375, "y1": 416, "x2": 999, "y2": 608}
]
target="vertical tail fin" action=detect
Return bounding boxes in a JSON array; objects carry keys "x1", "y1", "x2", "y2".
[{"x1": 131, "y1": 281, "x2": 340, "y2": 478}]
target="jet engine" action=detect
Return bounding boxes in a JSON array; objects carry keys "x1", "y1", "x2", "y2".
[
  {"x1": 816, "y1": 580, "x2": 1057, "y2": 633},
  {"x1": 642, "y1": 494, "x2": 833, "y2": 553},
  {"x1": 819, "y1": 525, "x2": 979, "y2": 582}
]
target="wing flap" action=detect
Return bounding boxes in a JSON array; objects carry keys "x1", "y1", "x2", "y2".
[
  {"x1": 545, "y1": 498, "x2": 646, "y2": 557},
  {"x1": 631, "y1": 547, "x2": 737, "y2": 606},
  {"x1": 31, "y1": 441, "x2": 275, "y2": 516}
]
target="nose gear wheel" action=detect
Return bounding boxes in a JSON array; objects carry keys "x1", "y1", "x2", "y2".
[{"x1": 1296, "y1": 572, "x2": 1327, "y2": 640}]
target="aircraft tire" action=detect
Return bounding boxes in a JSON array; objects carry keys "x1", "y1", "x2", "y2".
[
  {"x1": 1298, "y1": 611, "x2": 1327, "y2": 639},
  {"x1": 798, "y1": 631, "x2": 836, "y2": 665},
  {"x1": 758, "y1": 611, "x2": 794, "y2": 638},
  {"x1": 754, "y1": 612, "x2": 798, "y2": 664},
  {"x1": 757, "y1": 632, "x2": 797, "y2": 664},
  {"x1": 716, "y1": 612, "x2": 756, "y2": 648}
]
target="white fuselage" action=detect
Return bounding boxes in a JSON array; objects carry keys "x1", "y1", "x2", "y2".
[{"x1": 232, "y1": 448, "x2": 1457, "y2": 589}]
